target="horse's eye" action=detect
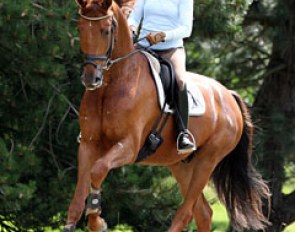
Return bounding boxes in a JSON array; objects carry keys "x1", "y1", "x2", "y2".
[{"x1": 102, "y1": 29, "x2": 110, "y2": 37}]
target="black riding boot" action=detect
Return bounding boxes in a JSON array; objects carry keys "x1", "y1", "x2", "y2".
[{"x1": 175, "y1": 84, "x2": 196, "y2": 154}]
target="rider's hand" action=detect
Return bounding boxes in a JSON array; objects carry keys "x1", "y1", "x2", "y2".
[
  {"x1": 129, "y1": 25, "x2": 137, "y2": 36},
  {"x1": 129, "y1": 25, "x2": 138, "y2": 41},
  {"x1": 146, "y1": 32, "x2": 166, "y2": 45}
]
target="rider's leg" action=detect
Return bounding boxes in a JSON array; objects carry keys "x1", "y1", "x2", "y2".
[
  {"x1": 158, "y1": 47, "x2": 196, "y2": 154},
  {"x1": 175, "y1": 84, "x2": 196, "y2": 153}
]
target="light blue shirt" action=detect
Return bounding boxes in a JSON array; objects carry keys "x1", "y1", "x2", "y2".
[{"x1": 128, "y1": 0, "x2": 194, "y2": 50}]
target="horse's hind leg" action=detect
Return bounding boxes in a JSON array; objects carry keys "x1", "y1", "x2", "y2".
[
  {"x1": 167, "y1": 113, "x2": 243, "y2": 232},
  {"x1": 194, "y1": 193, "x2": 212, "y2": 232},
  {"x1": 63, "y1": 142, "x2": 99, "y2": 232},
  {"x1": 168, "y1": 129, "x2": 241, "y2": 232},
  {"x1": 168, "y1": 162, "x2": 212, "y2": 232}
]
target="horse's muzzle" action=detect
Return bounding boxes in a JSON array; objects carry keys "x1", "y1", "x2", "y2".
[{"x1": 81, "y1": 65, "x2": 104, "y2": 90}]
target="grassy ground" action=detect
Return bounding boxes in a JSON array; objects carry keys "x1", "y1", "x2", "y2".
[
  {"x1": 204, "y1": 185, "x2": 229, "y2": 232},
  {"x1": 24, "y1": 177, "x2": 295, "y2": 231},
  {"x1": 45, "y1": 184, "x2": 295, "y2": 232},
  {"x1": 205, "y1": 183, "x2": 295, "y2": 232}
]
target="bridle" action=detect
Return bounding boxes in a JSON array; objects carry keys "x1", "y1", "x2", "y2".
[
  {"x1": 78, "y1": 9, "x2": 117, "y2": 71},
  {"x1": 76, "y1": 3, "x2": 145, "y2": 89}
]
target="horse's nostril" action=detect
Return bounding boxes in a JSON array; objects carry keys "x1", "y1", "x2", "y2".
[{"x1": 95, "y1": 76, "x2": 103, "y2": 83}]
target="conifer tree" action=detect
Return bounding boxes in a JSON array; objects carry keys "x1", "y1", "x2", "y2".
[{"x1": 0, "y1": 1, "x2": 81, "y2": 230}]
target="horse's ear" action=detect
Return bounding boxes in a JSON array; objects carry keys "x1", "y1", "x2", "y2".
[
  {"x1": 103, "y1": 0, "x2": 113, "y2": 9},
  {"x1": 75, "y1": 0, "x2": 87, "y2": 8}
]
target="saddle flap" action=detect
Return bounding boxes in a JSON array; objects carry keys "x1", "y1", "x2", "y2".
[
  {"x1": 141, "y1": 50, "x2": 175, "y2": 103},
  {"x1": 158, "y1": 58, "x2": 175, "y2": 105},
  {"x1": 140, "y1": 50, "x2": 206, "y2": 116}
]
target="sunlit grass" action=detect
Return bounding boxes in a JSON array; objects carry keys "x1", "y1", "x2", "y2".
[
  {"x1": 204, "y1": 185, "x2": 229, "y2": 232},
  {"x1": 284, "y1": 222, "x2": 295, "y2": 232},
  {"x1": 6, "y1": 178, "x2": 295, "y2": 232},
  {"x1": 40, "y1": 184, "x2": 295, "y2": 232}
]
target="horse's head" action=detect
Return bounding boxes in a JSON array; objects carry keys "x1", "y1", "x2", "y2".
[{"x1": 76, "y1": 0, "x2": 116, "y2": 90}]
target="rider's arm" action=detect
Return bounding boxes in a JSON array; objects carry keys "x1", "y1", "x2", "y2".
[{"x1": 164, "y1": 0, "x2": 194, "y2": 42}]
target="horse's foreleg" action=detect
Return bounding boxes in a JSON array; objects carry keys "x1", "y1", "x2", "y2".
[
  {"x1": 87, "y1": 138, "x2": 135, "y2": 232},
  {"x1": 63, "y1": 142, "x2": 99, "y2": 232}
]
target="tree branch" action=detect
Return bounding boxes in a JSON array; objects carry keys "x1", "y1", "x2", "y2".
[
  {"x1": 29, "y1": 94, "x2": 55, "y2": 148},
  {"x1": 50, "y1": 83, "x2": 79, "y2": 116}
]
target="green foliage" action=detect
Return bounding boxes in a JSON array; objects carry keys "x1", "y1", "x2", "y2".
[
  {"x1": 109, "y1": 224, "x2": 134, "y2": 232},
  {"x1": 188, "y1": 0, "x2": 272, "y2": 104},
  {"x1": 1, "y1": 0, "x2": 294, "y2": 231},
  {"x1": 194, "y1": 0, "x2": 248, "y2": 39},
  {"x1": 0, "y1": 0, "x2": 82, "y2": 230},
  {"x1": 101, "y1": 166, "x2": 181, "y2": 232}
]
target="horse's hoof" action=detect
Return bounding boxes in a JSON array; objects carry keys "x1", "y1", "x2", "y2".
[
  {"x1": 101, "y1": 219, "x2": 108, "y2": 232},
  {"x1": 88, "y1": 218, "x2": 108, "y2": 232},
  {"x1": 96, "y1": 218, "x2": 108, "y2": 232},
  {"x1": 63, "y1": 224, "x2": 75, "y2": 232}
]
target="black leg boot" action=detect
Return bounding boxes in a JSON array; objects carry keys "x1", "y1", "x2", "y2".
[{"x1": 175, "y1": 84, "x2": 196, "y2": 154}]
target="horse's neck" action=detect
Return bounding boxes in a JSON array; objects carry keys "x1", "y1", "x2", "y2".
[{"x1": 112, "y1": 7, "x2": 134, "y2": 59}]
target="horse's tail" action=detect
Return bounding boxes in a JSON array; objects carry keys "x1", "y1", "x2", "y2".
[{"x1": 212, "y1": 91, "x2": 271, "y2": 231}]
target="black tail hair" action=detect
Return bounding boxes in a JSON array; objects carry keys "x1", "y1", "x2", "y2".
[{"x1": 212, "y1": 92, "x2": 271, "y2": 231}]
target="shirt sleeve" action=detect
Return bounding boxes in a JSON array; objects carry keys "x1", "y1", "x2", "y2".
[
  {"x1": 164, "y1": 0, "x2": 194, "y2": 42},
  {"x1": 127, "y1": 0, "x2": 145, "y2": 27}
]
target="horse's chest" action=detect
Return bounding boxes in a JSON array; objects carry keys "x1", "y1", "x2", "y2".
[
  {"x1": 101, "y1": 96, "x2": 137, "y2": 136},
  {"x1": 79, "y1": 86, "x2": 140, "y2": 141}
]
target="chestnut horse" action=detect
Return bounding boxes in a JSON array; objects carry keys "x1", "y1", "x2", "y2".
[{"x1": 64, "y1": 1, "x2": 270, "y2": 231}]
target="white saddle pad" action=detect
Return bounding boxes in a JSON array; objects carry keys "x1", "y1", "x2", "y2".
[{"x1": 141, "y1": 51, "x2": 206, "y2": 116}]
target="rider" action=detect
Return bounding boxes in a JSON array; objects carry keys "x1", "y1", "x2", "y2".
[{"x1": 128, "y1": 0, "x2": 196, "y2": 154}]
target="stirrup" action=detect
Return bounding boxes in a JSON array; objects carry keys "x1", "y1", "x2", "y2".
[{"x1": 176, "y1": 130, "x2": 196, "y2": 154}]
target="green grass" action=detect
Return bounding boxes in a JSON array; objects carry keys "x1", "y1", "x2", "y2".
[
  {"x1": 42, "y1": 184, "x2": 295, "y2": 232},
  {"x1": 7, "y1": 178, "x2": 295, "y2": 232},
  {"x1": 205, "y1": 185, "x2": 295, "y2": 232},
  {"x1": 204, "y1": 185, "x2": 229, "y2": 232},
  {"x1": 284, "y1": 222, "x2": 295, "y2": 232}
]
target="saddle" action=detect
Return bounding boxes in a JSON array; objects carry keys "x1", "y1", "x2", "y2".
[
  {"x1": 135, "y1": 49, "x2": 205, "y2": 163},
  {"x1": 145, "y1": 49, "x2": 177, "y2": 106},
  {"x1": 158, "y1": 57, "x2": 176, "y2": 105},
  {"x1": 135, "y1": 49, "x2": 177, "y2": 163}
]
